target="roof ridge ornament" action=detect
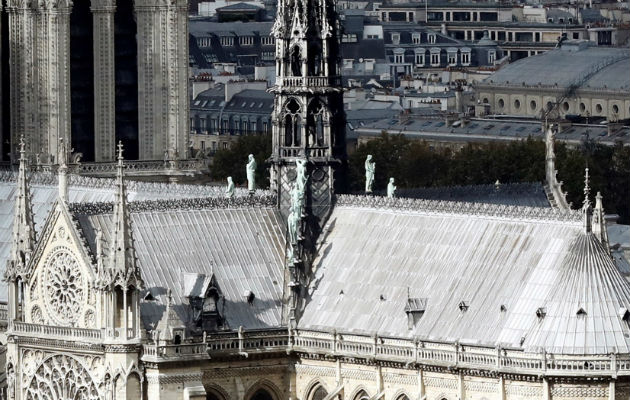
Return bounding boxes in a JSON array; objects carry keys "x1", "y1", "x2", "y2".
[
  {"x1": 4, "y1": 135, "x2": 36, "y2": 282},
  {"x1": 582, "y1": 167, "x2": 592, "y2": 234},
  {"x1": 335, "y1": 194, "x2": 582, "y2": 223}
]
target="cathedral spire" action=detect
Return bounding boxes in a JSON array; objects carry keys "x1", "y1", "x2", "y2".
[
  {"x1": 107, "y1": 142, "x2": 143, "y2": 289},
  {"x1": 5, "y1": 137, "x2": 36, "y2": 282}
]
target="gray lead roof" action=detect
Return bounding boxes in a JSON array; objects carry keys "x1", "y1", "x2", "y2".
[{"x1": 300, "y1": 195, "x2": 630, "y2": 355}]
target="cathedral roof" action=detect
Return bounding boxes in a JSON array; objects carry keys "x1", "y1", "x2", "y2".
[
  {"x1": 0, "y1": 173, "x2": 258, "y2": 301},
  {"x1": 300, "y1": 195, "x2": 630, "y2": 355},
  {"x1": 71, "y1": 196, "x2": 286, "y2": 331}
]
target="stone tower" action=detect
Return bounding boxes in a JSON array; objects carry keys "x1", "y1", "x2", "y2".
[
  {"x1": 2, "y1": 0, "x2": 189, "y2": 163},
  {"x1": 269, "y1": 0, "x2": 346, "y2": 221},
  {"x1": 269, "y1": 0, "x2": 346, "y2": 325}
]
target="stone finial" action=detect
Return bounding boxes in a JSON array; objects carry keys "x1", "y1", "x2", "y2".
[{"x1": 58, "y1": 138, "x2": 69, "y2": 202}]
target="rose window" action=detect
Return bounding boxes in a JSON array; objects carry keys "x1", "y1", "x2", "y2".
[{"x1": 43, "y1": 249, "x2": 85, "y2": 326}]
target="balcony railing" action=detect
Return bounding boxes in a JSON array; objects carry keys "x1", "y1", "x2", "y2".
[
  {"x1": 10, "y1": 321, "x2": 103, "y2": 341},
  {"x1": 277, "y1": 76, "x2": 341, "y2": 88},
  {"x1": 141, "y1": 329, "x2": 289, "y2": 362},
  {"x1": 279, "y1": 146, "x2": 330, "y2": 159},
  {"x1": 74, "y1": 159, "x2": 206, "y2": 176},
  {"x1": 291, "y1": 330, "x2": 629, "y2": 377}
]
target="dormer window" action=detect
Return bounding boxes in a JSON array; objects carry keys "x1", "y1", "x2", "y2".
[
  {"x1": 391, "y1": 33, "x2": 400, "y2": 45},
  {"x1": 428, "y1": 33, "x2": 436, "y2": 44},
  {"x1": 405, "y1": 298, "x2": 427, "y2": 329},
  {"x1": 461, "y1": 47, "x2": 471, "y2": 66},
  {"x1": 412, "y1": 33, "x2": 421, "y2": 44},
  {"x1": 488, "y1": 50, "x2": 496, "y2": 65},
  {"x1": 184, "y1": 273, "x2": 224, "y2": 331},
  {"x1": 414, "y1": 49, "x2": 425, "y2": 66}
]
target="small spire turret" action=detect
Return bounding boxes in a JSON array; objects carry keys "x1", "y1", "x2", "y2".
[
  {"x1": 104, "y1": 142, "x2": 143, "y2": 290},
  {"x1": 5, "y1": 137, "x2": 36, "y2": 282}
]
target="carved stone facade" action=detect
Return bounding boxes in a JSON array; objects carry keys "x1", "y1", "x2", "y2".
[{"x1": 1, "y1": 0, "x2": 189, "y2": 163}]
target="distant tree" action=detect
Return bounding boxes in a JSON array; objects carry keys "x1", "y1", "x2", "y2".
[
  {"x1": 210, "y1": 134, "x2": 272, "y2": 189},
  {"x1": 348, "y1": 135, "x2": 629, "y2": 223}
]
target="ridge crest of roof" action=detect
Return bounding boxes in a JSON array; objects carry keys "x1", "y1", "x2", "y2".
[
  {"x1": 335, "y1": 193, "x2": 581, "y2": 222},
  {"x1": 68, "y1": 193, "x2": 277, "y2": 216}
]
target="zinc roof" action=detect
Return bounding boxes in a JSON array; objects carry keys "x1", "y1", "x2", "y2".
[
  {"x1": 75, "y1": 203, "x2": 286, "y2": 330},
  {"x1": 300, "y1": 196, "x2": 630, "y2": 354},
  {"x1": 0, "y1": 173, "x2": 261, "y2": 302}
]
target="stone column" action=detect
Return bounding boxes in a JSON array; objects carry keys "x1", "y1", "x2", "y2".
[
  {"x1": 92, "y1": 0, "x2": 117, "y2": 161},
  {"x1": 135, "y1": 0, "x2": 189, "y2": 161},
  {"x1": 35, "y1": 0, "x2": 73, "y2": 163},
  {"x1": 6, "y1": 1, "x2": 36, "y2": 159}
]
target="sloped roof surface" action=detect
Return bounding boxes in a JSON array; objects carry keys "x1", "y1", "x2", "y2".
[
  {"x1": 300, "y1": 195, "x2": 630, "y2": 354},
  {"x1": 0, "y1": 173, "x2": 263, "y2": 302},
  {"x1": 74, "y1": 202, "x2": 286, "y2": 330},
  {"x1": 395, "y1": 182, "x2": 550, "y2": 207},
  {"x1": 483, "y1": 46, "x2": 630, "y2": 90}
]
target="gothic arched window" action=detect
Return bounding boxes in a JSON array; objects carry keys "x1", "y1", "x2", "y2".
[
  {"x1": 250, "y1": 389, "x2": 274, "y2": 400},
  {"x1": 308, "y1": 384, "x2": 328, "y2": 400},
  {"x1": 284, "y1": 99, "x2": 302, "y2": 146},
  {"x1": 307, "y1": 101, "x2": 326, "y2": 147},
  {"x1": 353, "y1": 390, "x2": 369, "y2": 400},
  {"x1": 291, "y1": 46, "x2": 302, "y2": 77},
  {"x1": 307, "y1": 42, "x2": 322, "y2": 76}
]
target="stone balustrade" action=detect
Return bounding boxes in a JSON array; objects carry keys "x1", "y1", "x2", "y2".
[
  {"x1": 277, "y1": 76, "x2": 341, "y2": 88},
  {"x1": 291, "y1": 330, "x2": 630, "y2": 377},
  {"x1": 9, "y1": 321, "x2": 103, "y2": 341}
]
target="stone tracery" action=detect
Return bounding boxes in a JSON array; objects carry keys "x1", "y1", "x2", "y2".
[
  {"x1": 42, "y1": 249, "x2": 85, "y2": 327},
  {"x1": 25, "y1": 355, "x2": 100, "y2": 400}
]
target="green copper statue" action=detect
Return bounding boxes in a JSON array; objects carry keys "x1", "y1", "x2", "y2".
[
  {"x1": 365, "y1": 155, "x2": 375, "y2": 193},
  {"x1": 387, "y1": 177, "x2": 397, "y2": 198},
  {"x1": 246, "y1": 154, "x2": 257, "y2": 192},
  {"x1": 225, "y1": 176, "x2": 235, "y2": 199}
]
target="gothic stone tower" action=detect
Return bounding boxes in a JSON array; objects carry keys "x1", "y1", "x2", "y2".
[
  {"x1": 2, "y1": 0, "x2": 189, "y2": 163},
  {"x1": 269, "y1": 0, "x2": 346, "y2": 224},
  {"x1": 269, "y1": 0, "x2": 346, "y2": 325}
]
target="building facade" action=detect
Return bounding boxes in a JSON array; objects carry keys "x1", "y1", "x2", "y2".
[
  {"x1": 0, "y1": 0, "x2": 189, "y2": 163},
  {"x1": 2, "y1": 1, "x2": 630, "y2": 400}
]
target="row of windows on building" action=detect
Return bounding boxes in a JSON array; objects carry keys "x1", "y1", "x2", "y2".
[
  {"x1": 197, "y1": 35, "x2": 275, "y2": 48},
  {"x1": 390, "y1": 48, "x2": 493, "y2": 67},
  {"x1": 191, "y1": 116, "x2": 271, "y2": 135},
  {"x1": 489, "y1": 97, "x2": 628, "y2": 116},
  {"x1": 390, "y1": 32, "x2": 437, "y2": 45}
]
